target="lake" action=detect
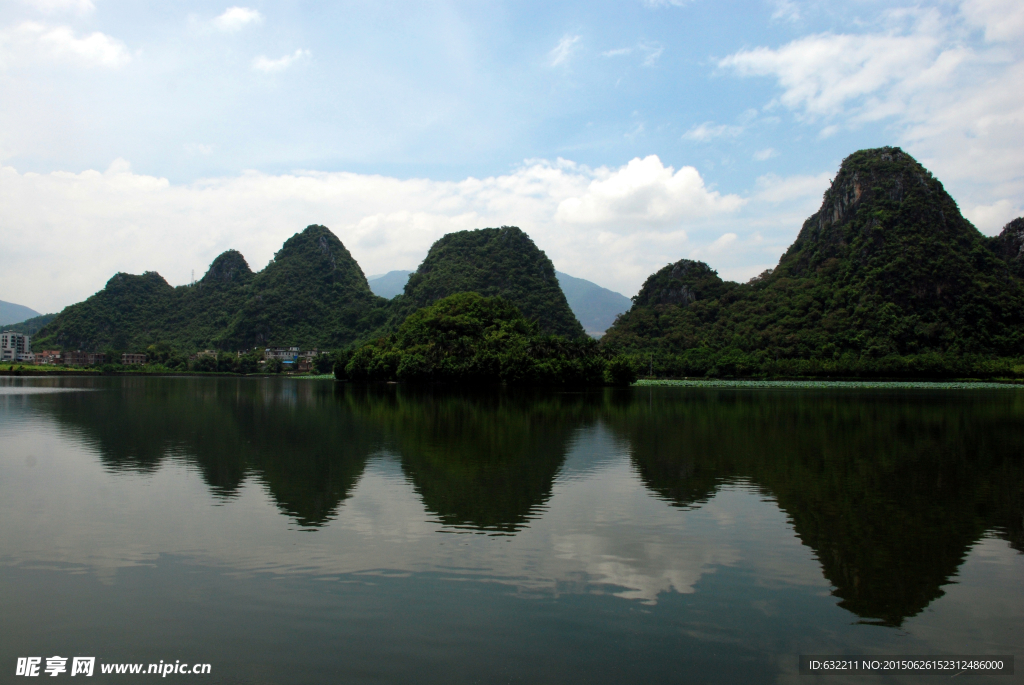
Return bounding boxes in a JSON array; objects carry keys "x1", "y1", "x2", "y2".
[{"x1": 1, "y1": 376, "x2": 1021, "y2": 683}]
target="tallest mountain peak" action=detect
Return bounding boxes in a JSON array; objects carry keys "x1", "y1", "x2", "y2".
[
  {"x1": 776, "y1": 146, "x2": 970, "y2": 281},
  {"x1": 269, "y1": 224, "x2": 371, "y2": 291},
  {"x1": 604, "y1": 146, "x2": 1024, "y2": 359}
]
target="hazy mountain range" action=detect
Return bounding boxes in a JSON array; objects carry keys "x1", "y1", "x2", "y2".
[{"x1": 0, "y1": 300, "x2": 40, "y2": 327}]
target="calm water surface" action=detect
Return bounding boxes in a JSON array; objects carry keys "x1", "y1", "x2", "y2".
[{"x1": 0, "y1": 376, "x2": 1021, "y2": 684}]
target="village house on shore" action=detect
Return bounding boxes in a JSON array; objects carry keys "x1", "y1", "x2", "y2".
[{"x1": 3, "y1": 333, "x2": 322, "y2": 373}]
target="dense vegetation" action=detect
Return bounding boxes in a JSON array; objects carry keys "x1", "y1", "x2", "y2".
[
  {"x1": 392, "y1": 226, "x2": 585, "y2": 338},
  {"x1": 27, "y1": 147, "x2": 1024, "y2": 381},
  {"x1": 602, "y1": 147, "x2": 1024, "y2": 378},
  {"x1": 34, "y1": 226, "x2": 390, "y2": 354},
  {"x1": 32, "y1": 225, "x2": 587, "y2": 368},
  {"x1": 370, "y1": 268, "x2": 632, "y2": 337},
  {"x1": 336, "y1": 292, "x2": 633, "y2": 385},
  {"x1": 5, "y1": 313, "x2": 56, "y2": 336},
  {"x1": 220, "y1": 228, "x2": 388, "y2": 349}
]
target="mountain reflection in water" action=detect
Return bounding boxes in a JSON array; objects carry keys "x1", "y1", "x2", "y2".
[{"x1": 13, "y1": 377, "x2": 1024, "y2": 629}]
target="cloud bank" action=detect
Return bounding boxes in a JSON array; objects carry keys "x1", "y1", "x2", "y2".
[
  {"x1": 1, "y1": 156, "x2": 813, "y2": 314},
  {"x1": 718, "y1": 4, "x2": 1024, "y2": 221},
  {"x1": 0, "y1": 21, "x2": 132, "y2": 68}
]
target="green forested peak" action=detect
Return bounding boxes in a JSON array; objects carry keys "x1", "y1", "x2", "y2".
[
  {"x1": 776, "y1": 146, "x2": 973, "y2": 280},
  {"x1": 415, "y1": 226, "x2": 535, "y2": 275},
  {"x1": 200, "y1": 250, "x2": 253, "y2": 286},
  {"x1": 104, "y1": 271, "x2": 174, "y2": 295},
  {"x1": 271, "y1": 224, "x2": 371, "y2": 292},
  {"x1": 399, "y1": 226, "x2": 585, "y2": 338},
  {"x1": 631, "y1": 259, "x2": 727, "y2": 307},
  {"x1": 395, "y1": 292, "x2": 533, "y2": 349}
]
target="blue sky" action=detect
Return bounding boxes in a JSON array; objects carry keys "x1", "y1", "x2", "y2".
[{"x1": 2, "y1": 0, "x2": 1022, "y2": 313}]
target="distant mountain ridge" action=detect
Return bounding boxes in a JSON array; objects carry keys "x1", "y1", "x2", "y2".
[
  {"x1": 554, "y1": 271, "x2": 631, "y2": 337},
  {"x1": 4, "y1": 313, "x2": 57, "y2": 336},
  {"x1": 0, "y1": 300, "x2": 41, "y2": 327},
  {"x1": 367, "y1": 270, "x2": 413, "y2": 299}
]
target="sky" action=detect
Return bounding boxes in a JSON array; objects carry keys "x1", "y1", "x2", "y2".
[{"x1": 2, "y1": 0, "x2": 1022, "y2": 314}]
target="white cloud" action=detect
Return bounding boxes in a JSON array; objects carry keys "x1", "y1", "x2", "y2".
[
  {"x1": 960, "y1": 0, "x2": 1024, "y2": 41},
  {"x1": 719, "y1": 24, "x2": 944, "y2": 119},
  {"x1": 549, "y1": 34, "x2": 580, "y2": 67},
  {"x1": 717, "y1": 4, "x2": 1024, "y2": 222},
  {"x1": 753, "y1": 172, "x2": 830, "y2": 204},
  {"x1": 687, "y1": 232, "x2": 749, "y2": 265},
  {"x1": 964, "y1": 199, "x2": 1023, "y2": 234},
  {"x1": 0, "y1": 155, "x2": 771, "y2": 313},
  {"x1": 184, "y1": 143, "x2": 214, "y2": 156},
  {"x1": 682, "y1": 121, "x2": 743, "y2": 141},
  {"x1": 0, "y1": 21, "x2": 132, "y2": 68},
  {"x1": 753, "y1": 148, "x2": 777, "y2": 161},
  {"x1": 602, "y1": 47, "x2": 632, "y2": 58},
  {"x1": 624, "y1": 122, "x2": 645, "y2": 140},
  {"x1": 213, "y1": 7, "x2": 264, "y2": 33},
  {"x1": 770, "y1": 0, "x2": 802, "y2": 22},
  {"x1": 640, "y1": 41, "x2": 663, "y2": 67},
  {"x1": 705, "y1": 232, "x2": 738, "y2": 255},
  {"x1": 555, "y1": 155, "x2": 744, "y2": 227},
  {"x1": 252, "y1": 48, "x2": 310, "y2": 73},
  {"x1": 18, "y1": 0, "x2": 95, "y2": 13},
  {"x1": 817, "y1": 124, "x2": 839, "y2": 138},
  {"x1": 601, "y1": 41, "x2": 662, "y2": 66},
  {"x1": 641, "y1": 0, "x2": 691, "y2": 7},
  {"x1": 770, "y1": 0, "x2": 801, "y2": 23}
]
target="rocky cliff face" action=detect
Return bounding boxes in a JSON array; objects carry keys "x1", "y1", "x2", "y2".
[
  {"x1": 631, "y1": 260, "x2": 727, "y2": 308},
  {"x1": 989, "y1": 217, "x2": 1024, "y2": 279},
  {"x1": 777, "y1": 147, "x2": 976, "y2": 286}
]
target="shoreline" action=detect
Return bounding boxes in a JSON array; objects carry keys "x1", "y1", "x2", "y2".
[
  {"x1": 634, "y1": 378, "x2": 1024, "y2": 389},
  {"x1": 0, "y1": 368, "x2": 335, "y2": 379},
  {"x1": 2, "y1": 369, "x2": 1022, "y2": 388}
]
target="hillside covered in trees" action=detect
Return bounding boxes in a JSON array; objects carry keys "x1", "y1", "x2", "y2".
[
  {"x1": 369, "y1": 268, "x2": 631, "y2": 337},
  {"x1": 33, "y1": 225, "x2": 588, "y2": 354},
  {"x1": 33, "y1": 226, "x2": 390, "y2": 352},
  {"x1": 601, "y1": 147, "x2": 1024, "y2": 377},
  {"x1": 391, "y1": 226, "x2": 584, "y2": 338},
  {"x1": 337, "y1": 292, "x2": 626, "y2": 385},
  {"x1": 29, "y1": 146, "x2": 1024, "y2": 379}
]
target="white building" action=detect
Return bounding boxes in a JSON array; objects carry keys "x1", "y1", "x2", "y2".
[
  {"x1": 1, "y1": 331, "x2": 33, "y2": 363},
  {"x1": 265, "y1": 347, "x2": 300, "y2": 362}
]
